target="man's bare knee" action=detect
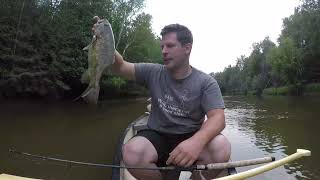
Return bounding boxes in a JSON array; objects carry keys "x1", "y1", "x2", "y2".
[
  {"x1": 198, "y1": 134, "x2": 231, "y2": 164},
  {"x1": 208, "y1": 134, "x2": 231, "y2": 162},
  {"x1": 122, "y1": 136, "x2": 162, "y2": 180},
  {"x1": 122, "y1": 141, "x2": 143, "y2": 166},
  {"x1": 193, "y1": 135, "x2": 231, "y2": 180},
  {"x1": 122, "y1": 136, "x2": 157, "y2": 166}
]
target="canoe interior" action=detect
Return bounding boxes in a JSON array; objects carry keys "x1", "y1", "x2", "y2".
[
  {"x1": 111, "y1": 113, "x2": 237, "y2": 180},
  {"x1": 0, "y1": 174, "x2": 40, "y2": 180}
]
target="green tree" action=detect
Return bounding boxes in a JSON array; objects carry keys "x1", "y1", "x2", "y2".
[
  {"x1": 0, "y1": 0, "x2": 162, "y2": 99},
  {"x1": 281, "y1": 0, "x2": 320, "y2": 82},
  {"x1": 246, "y1": 37, "x2": 275, "y2": 95},
  {"x1": 212, "y1": 0, "x2": 320, "y2": 96},
  {"x1": 267, "y1": 37, "x2": 303, "y2": 86}
]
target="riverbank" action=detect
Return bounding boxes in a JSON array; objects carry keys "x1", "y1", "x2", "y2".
[
  {"x1": 220, "y1": 83, "x2": 320, "y2": 97},
  {"x1": 262, "y1": 83, "x2": 320, "y2": 96},
  {"x1": 0, "y1": 81, "x2": 149, "y2": 102}
]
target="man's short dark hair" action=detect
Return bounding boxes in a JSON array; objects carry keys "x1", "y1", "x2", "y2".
[{"x1": 160, "y1": 24, "x2": 193, "y2": 45}]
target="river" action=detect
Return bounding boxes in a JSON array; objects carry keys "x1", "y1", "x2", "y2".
[{"x1": 0, "y1": 96, "x2": 319, "y2": 180}]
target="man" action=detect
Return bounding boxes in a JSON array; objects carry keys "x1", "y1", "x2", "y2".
[{"x1": 112, "y1": 24, "x2": 231, "y2": 180}]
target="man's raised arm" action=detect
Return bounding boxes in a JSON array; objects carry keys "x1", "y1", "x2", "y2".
[{"x1": 111, "y1": 50, "x2": 136, "y2": 80}]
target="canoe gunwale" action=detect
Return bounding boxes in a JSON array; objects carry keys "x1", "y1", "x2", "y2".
[{"x1": 111, "y1": 113, "x2": 149, "y2": 180}]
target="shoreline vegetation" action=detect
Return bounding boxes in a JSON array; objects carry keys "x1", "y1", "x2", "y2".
[
  {"x1": 221, "y1": 83, "x2": 320, "y2": 97},
  {"x1": 213, "y1": 1, "x2": 320, "y2": 97},
  {"x1": 0, "y1": 0, "x2": 161, "y2": 101},
  {"x1": 1, "y1": 0, "x2": 320, "y2": 101},
  {"x1": 262, "y1": 83, "x2": 320, "y2": 96}
]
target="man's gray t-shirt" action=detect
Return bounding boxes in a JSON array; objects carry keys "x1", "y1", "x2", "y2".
[{"x1": 135, "y1": 63, "x2": 225, "y2": 134}]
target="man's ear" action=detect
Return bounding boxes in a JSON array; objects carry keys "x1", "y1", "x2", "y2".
[{"x1": 184, "y1": 43, "x2": 192, "y2": 54}]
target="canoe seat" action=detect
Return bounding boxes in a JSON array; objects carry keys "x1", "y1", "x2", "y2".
[{"x1": 132, "y1": 115, "x2": 148, "y2": 132}]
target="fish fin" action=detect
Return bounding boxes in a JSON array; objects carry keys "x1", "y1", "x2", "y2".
[
  {"x1": 81, "y1": 70, "x2": 90, "y2": 83},
  {"x1": 81, "y1": 87, "x2": 93, "y2": 98},
  {"x1": 73, "y1": 86, "x2": 100, "y2": 104},
  {"x1": 72, "y1": 95, "x2": 82, "y2": 102},
  {"x1": 73, "y1": 84, "x2": 99, "y2": 101},
  {"x1": 72, "y1": 86, "x2": 92, "y2": 102},
  {"x1": 83, "y1": 35, "x2": 97, "y2": 51},
  {"x1": 83, "y1": 86, "x2": 100, "y2": 104},
  {"x1": 83, "y1": 45, "x2": 90, "y2": 51}
]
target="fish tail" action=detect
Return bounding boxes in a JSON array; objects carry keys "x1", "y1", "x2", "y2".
[
  {"x1": 73, "y1": 85, "x2": 100, "y2": 104},
  {"x1": 72, "y1": 85, "x2": 92, "y2": 102},
  {"x1": 82, "y1": 85, "x2": 100, "y2": 104}
]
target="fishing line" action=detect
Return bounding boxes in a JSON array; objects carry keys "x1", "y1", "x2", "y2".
[
  {"x1": 9, "y1": 149, "x2": 275, "y2": 171},
  {"x1": 9, "y1": 149, "x2": 180, "y2": 171}
]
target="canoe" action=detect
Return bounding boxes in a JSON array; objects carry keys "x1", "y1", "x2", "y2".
[
  {"x1": 0, "y1": 174, "x2": 40, "y2": 180},
  {"x1": 111, "y1": 112, "x2": 237, "y2": 180}
]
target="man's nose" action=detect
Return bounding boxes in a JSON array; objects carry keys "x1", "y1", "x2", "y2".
[{"x1": 162, "y1": 46, "x2": 168, "y2": 54}]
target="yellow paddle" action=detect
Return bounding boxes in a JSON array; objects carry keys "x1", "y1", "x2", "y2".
[{"x1": 215, "y1": 149, "x2": 311, "y2": 180}]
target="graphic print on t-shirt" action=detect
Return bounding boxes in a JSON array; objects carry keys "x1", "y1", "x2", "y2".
[{"x1": 157, "y1": 89, "x2": 191, "y2": 117}]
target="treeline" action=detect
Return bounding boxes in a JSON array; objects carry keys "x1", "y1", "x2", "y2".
[
  {"x1": 213, "y1": 0, "x2": 320, "y2": 96},
  {"x1": 0, "y1": 0, "x2": 162, "y2": 100}
]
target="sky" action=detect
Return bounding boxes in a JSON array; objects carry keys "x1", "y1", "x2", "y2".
[{"x1": 143, "y1": 0, "x2": 301, "y2": 73}]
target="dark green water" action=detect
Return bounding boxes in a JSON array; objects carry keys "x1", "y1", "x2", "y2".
[
  {"x1": 223, "y1": 96, "x2": 319, "y2": 180},
  {"x1": 0, "y1": 96, "x2": 319, "y2": 180},
  {"x1": 0, "y1": 98, "x2": 147, "y2": 180}
]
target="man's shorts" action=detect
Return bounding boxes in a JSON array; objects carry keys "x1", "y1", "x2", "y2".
[{"x1": 134, "y1": 129, "x2": 196, "y2": 167}]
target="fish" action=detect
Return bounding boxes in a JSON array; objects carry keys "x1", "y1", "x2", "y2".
[{"x1": 75, "y1": 16, "x2": 115, "y2": 104}]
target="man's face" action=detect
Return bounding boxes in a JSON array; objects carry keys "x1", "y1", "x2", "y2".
[{"x1": 160, "y1": 32, "x2": 191, "y2": 70}]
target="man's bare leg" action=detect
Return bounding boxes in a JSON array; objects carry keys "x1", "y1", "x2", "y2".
[
  {"x1": 122, "y1": 136, "x2": 162, "y2": 180},
  {"x1": 192, "y1": 134, "x2": 231, "y2": 180}
]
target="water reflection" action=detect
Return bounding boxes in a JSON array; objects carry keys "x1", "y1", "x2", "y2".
[
  {"x1": 0, "y1": 96, "x2": 319, "y2": 180},
  {"x1": 0, "y1": 98, "x2": 147, "y2": 180},
  {"x1": 223, "y1": 96, "x2": 320, "y2": 180}
]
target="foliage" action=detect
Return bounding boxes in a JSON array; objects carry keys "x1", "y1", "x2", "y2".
[
  {"x1": 213, "y1": 0, "x2": 320, "y2": 96},
  {"x1": 214, "y1": 37, "x2": 275, "y2": 96},
  {"x1": 263, "y1": 87, "x2": 289, "y2": 96},
  {"x1": 0, "y1": 0, "x2": 162, "y2": 99},
  {"x1": 267, "y1": 37, "x2": 303, "y2": 85},
  {"x1": 304, "y1": 83, "x2": 320, "y2": 93},
  {"x1": 108, "y1": 76, "x2": 127, "y2": 90}
]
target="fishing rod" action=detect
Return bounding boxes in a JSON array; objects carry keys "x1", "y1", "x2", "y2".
[{"x1": 9, "y1": 149, "x2": 275, "y2": 171}]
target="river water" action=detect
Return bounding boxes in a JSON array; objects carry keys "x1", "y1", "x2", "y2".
[{"x1": 0, "y1": 96, "x2": 319, "y2": 180}]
